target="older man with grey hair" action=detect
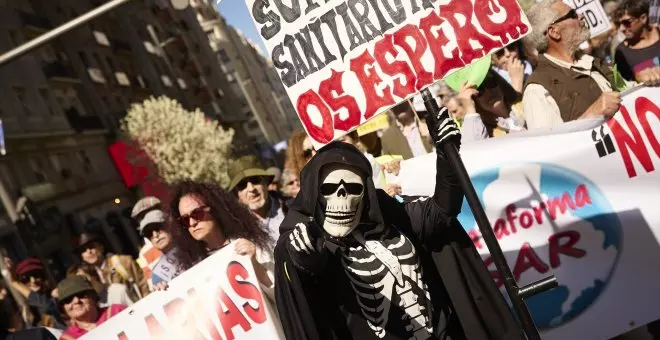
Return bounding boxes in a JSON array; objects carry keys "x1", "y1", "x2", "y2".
[{"x1": 523, "y1": 0, "x2": 621, "y2": 130}]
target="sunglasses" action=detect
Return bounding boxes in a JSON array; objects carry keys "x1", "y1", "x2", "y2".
[
  {"x1": 286, "y1": 179, "x2": 299, "y2": 186},
  {"x1": 617, "y1": 18, "x2": 637, "y2": 27},
  {"x1": 142, "y1": 224, "x2": 164, "y2": 239},
  {"x1": 550, "y1": 9, "x2": 578, "y2": 26},
  {"x1": 303, "y1": 149, "x2": 314, "y2": 159},
  {"x1": 235, "y1": 176, "x2": 263, "y2": 192},
  {"x1": 19, "y1": 271, "x2": 44, "y2": 283},
  {"x1": 177, "y1": 206, "x2": 211, "y2": 229},
  {"x1": 61, "y1": 291, "x2": 90, "y2": 305},
  {"x1": 320, "y1": 180, "x2": 364, "y2": 196}
]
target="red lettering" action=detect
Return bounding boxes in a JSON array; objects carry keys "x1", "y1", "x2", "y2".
[
  {"x1": 419, "y1": 10, "x2": 464, "y2": 79},
  {"x1": 608, "y1": 105, "x2": 655, "y2": 178},
  {"x1": 187, "y1": 288, "x2": 222, "y2": 339},
  {"x1": 297, "y1": 90, "x2": 334, "y2": 143},
  {"x1": 513, "y1": 243, "x2": 549, "y2": 281},
  {"x1": 473, "y1": 0, "x2": 529, "y2": 45},
  {"x1": 468, "y1": 229, "x2": 483, "y2": 249},
  {"x1": 217, "y1": 288, "x2": 252, "y2": 340},
  {"x1": 145, "y1": 314, "x2": 166, "y2": 339},
  {"x1": 549, "y1": 231, "x2": 586, "y2": 268},
  {"x1": 533, "y1": 203, "x2": 546, "y2": 224},
  {"x1": 547, "y1": 193, "x2": 576, "y2": 220},
  {"x1": 440, "y1": 1, "x2": 501, "y2": 62},
  {"x1": 163, "y1": 298, "x2": 206, "y2": 339},
  {"x1": 227, "y1": 262, "x2": 267, "y2": 325},
  {"x1": 506, "y1": 204, "x2": 517, "y2": 234},
  {"x1": 493, "y1": 219, "x2": 508, "y2": 239},
  {"x1": 373, "y1": 34, "x2": 416, "y2": 99},
  {"x1": 519, "y1": 211, "x2": 533, "y2": 229},
  {"x1": 635, "y1": 96, "x2": 660, "y2": 158},
  {"x1": 318, "y1": 69, "x2": 361, "y2": 132},
  {"x1": 392, "y1": 24, "x2": 434, "y2": 90},
  {"x1": 574, "y1": 184, "x2": 592, "y2": 208},
  {"x1": 349, "y1": 50, "x2": 395, "y2": 119}
]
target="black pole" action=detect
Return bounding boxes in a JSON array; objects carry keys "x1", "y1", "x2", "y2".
[{"x1": 420, "y1": 88, "x2": 558, "y2": 340}]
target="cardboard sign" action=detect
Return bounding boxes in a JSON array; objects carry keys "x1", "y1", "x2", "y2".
[
  {"x1": 246, "y1": 0, "x2": 531, "y2": 147},
  {"x1": 357, "y1": 111, "x2": 389, "y2": 136},
  {"x1": 81, "y1": 247, "x2": 283, "y2": 339},
  {"x1": 564, "y1": 0, "x2": 613, "y2": 37},
  {"x1": 396, "y1": 86, "x2": 660, "y2": 340}
]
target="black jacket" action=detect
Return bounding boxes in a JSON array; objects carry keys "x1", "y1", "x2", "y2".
[{"x1": 274, "y1": 142, "x2": 522, "y2": 340}]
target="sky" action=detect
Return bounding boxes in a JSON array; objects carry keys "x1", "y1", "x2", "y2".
[{"x1": 216, "y1": 1, "x2": 268, "y2": 57}]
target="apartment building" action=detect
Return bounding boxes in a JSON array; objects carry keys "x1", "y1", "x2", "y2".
[
  {"x1": 192, "y1": 0, "x2": 301, "y2": 148},
  {"x1": 0, "y1": 0, "x2": 251, "y2": 279}
]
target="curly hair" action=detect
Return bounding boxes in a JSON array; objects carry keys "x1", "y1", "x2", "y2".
[
  {"x1": 167, "y1": 180, "x2": 272, "y2": 269},
  {"x1": 284, "y1": 130, "x2": 310, "y2": 175}
]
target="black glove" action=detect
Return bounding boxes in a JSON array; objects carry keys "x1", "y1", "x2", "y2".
[{"x1": 426, "y1": 106, "x2": 461, "y2": 151}]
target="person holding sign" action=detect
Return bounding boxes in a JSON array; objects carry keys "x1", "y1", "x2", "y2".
[
  {"x1": 523, "y1": 0, "x2": 622, "y2": 130},
  {"x1": 138, "y1": 210, "x2": 183, "y2": 289},
  {"x1": 274, "y1": 108, "x2": 520, "y2": 340}
]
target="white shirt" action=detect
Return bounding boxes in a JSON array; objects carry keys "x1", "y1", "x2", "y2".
[
  {"x1": 401, "y1": 124, "x2": 428, "y2": 157},
  {"x1": 523, "y1": 53, "x2": 613, "y2": 130},
  {"x1": 460, "y1": 113, "x2": 489, "y2": 142}
]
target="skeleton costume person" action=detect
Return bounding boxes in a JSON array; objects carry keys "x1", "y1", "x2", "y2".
[{"x1": 275, "y1": 108, "x2": 522, "y2": 340}]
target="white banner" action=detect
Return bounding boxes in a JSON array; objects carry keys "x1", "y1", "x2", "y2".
[
  {"x1": 246, "y1": 0, "x2": 531, "y2": 147},
  {"x1": 564, "y1": 0, "x2": 612, "y2": 37},
  {"x1": 398, "y1": 86, "x2": 660, "y2": 339},
  {"x1": 82, "y1": 247, "x2": 282, "y2": 340}
]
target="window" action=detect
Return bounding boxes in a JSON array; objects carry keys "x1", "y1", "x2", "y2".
[
  {"x1": 218, "y1": 49, "x2": 230, "y2": 63},
  {"x1": 93, "y1": 31, "x2": 110, "y2": 46},
  {"x1": 143, "y1": 41, "x2": 158, "y2": 54},
  {"x1": 12, "y1": 87, "x2": 30, "y2": 116},
  {"x1": 38, "y1": 88, "x2": 56, "y2": 116},
  {"x1": 177, "y1": 78, "x2": 187, "y2": 89},
  {"x1": 161, "y1": 75, "x2": 172, "y2": 87},
  {"x1": 77, "y1": 150, "x2": 93, "y2": 174},
  {"x1": 217, "y1": 88, "x2": 224, "y2": 98},
  {"x1": 78, "y1": 52, "x2": 90, "y2": 67}
]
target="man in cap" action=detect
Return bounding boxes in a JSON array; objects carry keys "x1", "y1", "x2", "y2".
[
  {"x1": 229, "y1": 156, "x2": 286, "y2": 247},
  {"x1": 130, "y1": 197, "x2": 164, "y2": 289},
  {"x1": 139, "y1": 210, "x2": 182, "y2": 288},
  {"x1": 74, "y1": 233, "x2": 148, "y2": 304}
]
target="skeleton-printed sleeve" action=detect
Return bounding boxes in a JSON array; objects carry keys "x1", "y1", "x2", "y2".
[{"x1": 284, "y1": 222, "x2": 329, "y2": 276}]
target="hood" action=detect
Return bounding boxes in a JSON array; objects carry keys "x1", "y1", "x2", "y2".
[{"x1": 282, "y1": 141, "x2": 385, "y2": 238}]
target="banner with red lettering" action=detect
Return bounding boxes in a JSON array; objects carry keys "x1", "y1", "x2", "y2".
[
  {"x1": 396, "y1": 86, "x2": 660, "y2": 339},
  {"x1": 246, "y1": 0, "x2": 531, "y2": 146},
  {"x1": 81, "y1": 247, "x2": 283, "y2": 339}
]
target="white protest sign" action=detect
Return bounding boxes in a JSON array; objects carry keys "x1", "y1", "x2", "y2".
[
  {"x1": 82, "y1": 247, "x2": 283, "y2": 340},
  {"x1": 397, "y1": 86, "x2": 660, "y2": 340},
  {"x1": 246, "y1": 0, "x2": 531, "y2": 147},
  {"x1": 564, "y1": 0, "x2": 612, "y2": 37}
]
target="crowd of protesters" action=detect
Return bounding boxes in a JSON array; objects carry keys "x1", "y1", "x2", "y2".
[{"x1": 0, "y1": 0, "x2": 657, "y2": 339}]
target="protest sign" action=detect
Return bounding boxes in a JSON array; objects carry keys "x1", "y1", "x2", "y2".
[
  {"x1": 246, "y1": 0, "x2": 531, "y2": 147},
  {"x1": 81, "y1": 247, "x2": 283, "y2": 340},
  {"x1": 564, "y1": 0, "x2": 612, "y2": 37},
  {"x1": 397, "y1": 86, "x2": 660, "y2": 339},
  {"x1": 357, "y1": 111, "x2": 388, "y2": 136}
]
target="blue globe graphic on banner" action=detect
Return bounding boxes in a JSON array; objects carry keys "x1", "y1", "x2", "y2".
[{"x1": 457, "y1": 163, "x2": 622, "y2": 329}]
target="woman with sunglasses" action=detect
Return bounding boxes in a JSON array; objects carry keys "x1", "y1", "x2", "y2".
[
  {"x1": 56, "y1": 276, "x2": 125, "y2": 339},
  {"x1": 167, "y1": 181, "x2": 275, "y2": 297},
  {"x1": 284, "y1": 131, "x2": 316, "y2": 177},
  {"x1": 4, "y1": 258, "x2": 66, "y2": 330}
]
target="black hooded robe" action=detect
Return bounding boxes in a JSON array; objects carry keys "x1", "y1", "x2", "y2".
[{"x1": 275, "y1": 142, "x2": 522, "y2": 340}]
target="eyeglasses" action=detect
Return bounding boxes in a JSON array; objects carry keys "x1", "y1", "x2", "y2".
[
  {"x1": 550, "y1": 9, "x2": 578, "y2": 26},
  {"x1": 303, "y1": 149, "x2": 314, "y2": 159},
  {"x1": 286, "y1": 179, "x2": 299, "y2": 186},
  {"x1": 61, "y1": 291, "x2": 90, "y2": 305},
  {"x1": 177, "y1": 206, "x2": 211, "y2": 229},
  {"x1": 320, "y1": 180, "x2": 364, "y2": 196},
  {"x1": 235, "y1": 176, "x2": 264, "y2": 191},
  {"x1": 617, "y1": 18, "x2": 637, "y2": 27}
]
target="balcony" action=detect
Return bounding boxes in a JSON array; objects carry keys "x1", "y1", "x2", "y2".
[
  {"x1": 19, "y1": 12, "x2": 53, "y2": 32},
  {"x1": 42, "y1": 61, "x2": 80, "y2": 83},
  {"x1": 64, "y1": 108, "x2": 105, "y2": 132}
]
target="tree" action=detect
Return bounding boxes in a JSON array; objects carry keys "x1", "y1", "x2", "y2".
[{"x1": 121, "y1": 96, "x2": 235, "y2": 188}]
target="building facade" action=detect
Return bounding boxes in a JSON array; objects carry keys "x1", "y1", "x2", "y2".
[
  {"x1": 192, "y1": 0, "x2": 301, "y2": 148},
  {"x1": 0, "y1": 0, "x2": 251, "y2": 280}
]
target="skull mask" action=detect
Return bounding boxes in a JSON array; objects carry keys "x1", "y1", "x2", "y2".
[{"x1": 319, "y1": 164, "x2": 365, "y2": 238}]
